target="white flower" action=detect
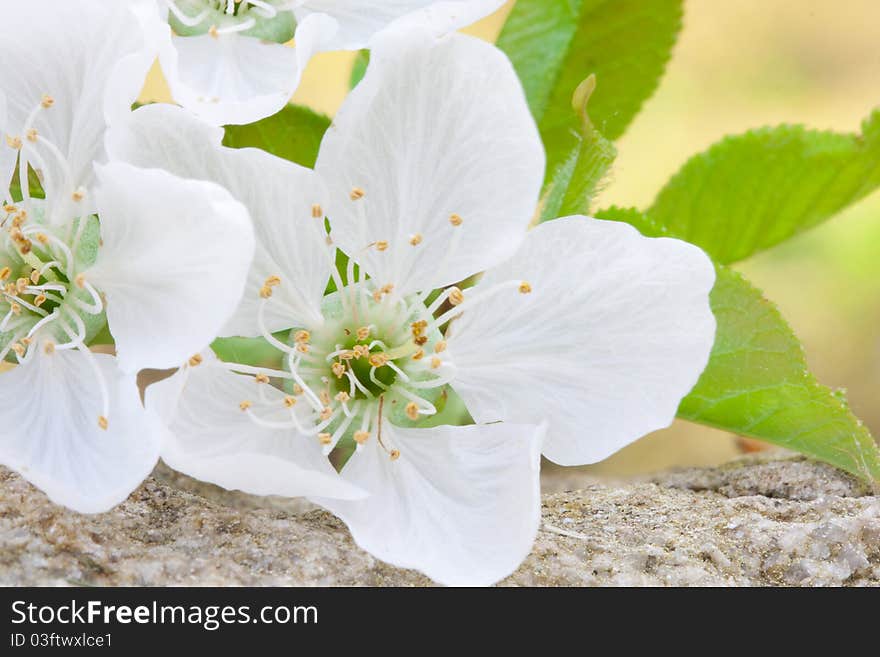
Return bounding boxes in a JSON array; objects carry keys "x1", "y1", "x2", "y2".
[
  {"x1": 111, "y1": 31, "x2": 715, "y2": 584},
  {"x1": 149, "y1": 0, "x2": 506, "y2": 125},
  {"x1": 0, "y1": 0, "x2": 255, "y2": 513}
]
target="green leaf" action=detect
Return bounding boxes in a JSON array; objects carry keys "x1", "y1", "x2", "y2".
[
  {"x1": 596, "y1": 206, "x2": 880, "y2": 482},
  {"x1": 350, "y1": 50, "x2": 370, "y2": 89},
  {"x1": 595, "y1": 205, "x2": 667, "y2": 237},
  {"x1": 648, "y1": 110, "x2": 880, "y2": 264},
  {"x1": 498, "y1": 0, "x2": 680, "y2": 219},
  {"x1": 211, "y1": 336, "x2": 285, "y2": 370},
  {"x1": 681, "y1": 268, "x2": 880, "y2": 482},
  {"x1": 538, "y1": 76, "x2": 617, "y2": 221},
  {"x1": 223, "y1": 104, "x2": 331, "y2": 168},
  {"x1": 497, "y1": 0, "x2": 682, "y2": 151}
]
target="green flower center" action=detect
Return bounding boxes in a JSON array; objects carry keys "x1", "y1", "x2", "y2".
[
  {"x1": 1, "y1": 208, "x2": 106, "y2": 362},
  {"x1": 167, "y1": 0, "x2": 298, "y2": 43}
]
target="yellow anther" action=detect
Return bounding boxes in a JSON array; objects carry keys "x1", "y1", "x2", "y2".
[
  {"x1": 369, "y1": 352, "x2": 388, "y2": 368},
  {"x1": 283, "y1": 395, "x2": 297, "y2": 408},
  {"x1": 375, "y1": 240, "x2": 389, "y2": 252},
  {"x1": 33, "y1": 294, "x2": 47, "y2": 307},
  {"x1": 74, "y1": 273, "x2": 85, "y2": 288},
  {"x1": 41, "y1": 94, "x2": 55, "y2": 109},
  {"x1": 434, "y1": 340, "x2": 447, "y2": 354},
  {"x1": 352, "y1": 344, "x2": 369, "y2": 358},
  {"x1": 381, "y1": 283, "x2": 394, "y2": 294},
  {"x1": 519, "y1": 281, "x2": 532, "y2": 294},
  {"x1": 6, "y1": 135, "x2": 22, "y2": 150},
  {"x1": 448, "y1": 287, "x2": 464, "y2": 305},
  {"x1": 239, "y1": 400, "x2": 252, "y2": 412},
  {"x1": 409, "y1": 233, "x2": 423, "y2": 246},
  {"x1": 431, "y1": 356, "x2": 442, "y2": 369},
  {"x1": 4, "y1": 204, "x2": 17, "y2": 213},
  {"x1": 259, "y1": 285, "x2": 273, "y2": 299},
  {"x1": 350, "y1": 187, "x2": 365, "y2": 201},
  {"x1": 356, "y1": 326, "x2": 370, "y2": 341},
  {"x1": 35, "y1": 233, "x2": 48, "y2": 245},
  {"x1": 11, "y1": 342, "x2": 25, "y2": 356},
  {"x1": 405, "y1": 402, "x2": 419, "y2": 421},
  {"x1": 25, "y1": 128, "x2": 38, "y2": 143},
  {"x1": 296, "y1": 343, "x2": 309, "y2": 354},
  {"x1": 331, "y1": 362, "x2": 346, "y2": 378},
  {"x1": 15, "y1": 277, "x2": 28, "y2": 293},
  {"x1": 186, "y1": 354, "x2": 204, "y2": 367},
  {"x1": 71, "y1": 187, "x2": 86, "y2": 202},
  {"x1": 449, "y1": 213, "x2": 463, "y2": 226},
  {"x1": 254, "y1": 373, "x2": 270, "y2": 384},
  {"x1": 319, "y1": 390, "x2": 331, "y2": 406},
  {"x1": 293, "y1": 384, "x2": 304, "y2": 395},
  {"x1": 338, "y1": 350, "x2": 354, "y2": 361},
  {"x1": 97, "y1": 416, "x2": 109, "y2": 431},
  {"x1": 17, "y1": 239, "x2": 32, "y2": 255},
  {"x1": 353, "y1": 430, "x2": 370, "y2": 444},
  {"x1": 264, "y1": 275, "x2": 281, "y2": 288},
  {"x1": 5, "y1": 282, "x2": 16, "y2": 295},
  {"x1": 412, "y1": 349, "x2": 425, "y2": 361},
  {"x1": 29, "y1": 269, "x2": 40, "y2": 284},
  {"x1": 20, "y1": 337, "x2": 31, "y2": 346},
  {"x1": 389, "y1": 450, "x2": 401, "y2": 461},
  {"x1": 319, "y1": 433, "x2": 332, "y2": 446},
  {"x1": 294, "y1": 330, "x2": 310, "y2": 343},
  {"x1": 335, "y1": 391, "x2": 350, "y2": 403},
  {"x1": 208, "y1": 24, "x2": 219, "y2": 38},
  {"x1": 44, "y1": 342, "x2": 55, "y2": 355},
  {"x1": 320, "y1": 407, "x2": 333, "y2": 421},
  {"x1": 414, "y1": 336, "x2": 428, "y2": 346},
  {"x1": 0, "y1": 266, "x2": 10, "y2": 281},
  {"x1": 311, "y1": 203, "x2": 323, "y2": 218},
  {"x1": 9, "y1": 303, "x2": 21, "y2": 316}
]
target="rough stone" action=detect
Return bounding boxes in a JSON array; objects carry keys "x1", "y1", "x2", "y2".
[{"x1": 1, "y1": 453, "x2": 878, "y2": 586}]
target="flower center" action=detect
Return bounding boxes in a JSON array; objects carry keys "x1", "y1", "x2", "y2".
[
  {"x1": 165, "y1": 0, "x2": 298, "y2": 42},
  {"x1": 217, "y1": 256, "x2": 465, "y2": 462}
]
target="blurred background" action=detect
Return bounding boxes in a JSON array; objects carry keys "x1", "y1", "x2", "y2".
[{"x1": 142, "y1": 0, "x2": 880, "y2": 477}]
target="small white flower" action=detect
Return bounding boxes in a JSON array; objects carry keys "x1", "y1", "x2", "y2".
[
  {"x1": 0, "y1": 1, "x2": 255, "y2": 513},
  {"x1": 113, "y1": 31, "x2": 715, "y2": 584},
  {"x1": 148, "y1": 0, "x2": 506, "y2": 125}
]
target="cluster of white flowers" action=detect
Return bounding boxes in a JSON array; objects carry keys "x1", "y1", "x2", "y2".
[{"x1": 0, "y1": 0, "x2": 716, "y2": 585}]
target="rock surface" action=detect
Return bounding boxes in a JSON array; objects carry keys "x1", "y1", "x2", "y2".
[{"x1": 1, "y1": 453, "x2": 878, "y2": 586}]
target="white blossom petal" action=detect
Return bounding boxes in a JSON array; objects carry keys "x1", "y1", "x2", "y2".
[
  {"x1": 106, "y1": 104, "x2": 330, "y2": 336},
  {"x1": 157, "y1": 13, "x2": 337, "y2": 126},
  {"x1": 0, "y1": 91, "x2": 14, "y2": 200},
  {"x1": 147, "y1": 354, "x2": 365, "y2": 500},
  {"x1": 446, "y1": 217, "x2": 717, "y2": 466},
  {"x1": 0, "y1": 348, "x2": 162, "y2": 513},
  {"x1": 295, "y1": 0, "x2": 505, "y2": 50},
  {"x1": 315, "y1": 31, "x2": 544, "y2": 296},
  {"x1": 312, "y1": 421, "x2": 544, "y2": 586},
  {"x1": 0, "y1": 0, "x2": 157, "y2": 219},
  {"x1": 85, "y1": 162, "x2": 254, "y2": 373}
]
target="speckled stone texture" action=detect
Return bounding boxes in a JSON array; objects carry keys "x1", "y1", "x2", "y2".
[{"x1": 1, "y1": 453, "x2": 878, "y2": 586}]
